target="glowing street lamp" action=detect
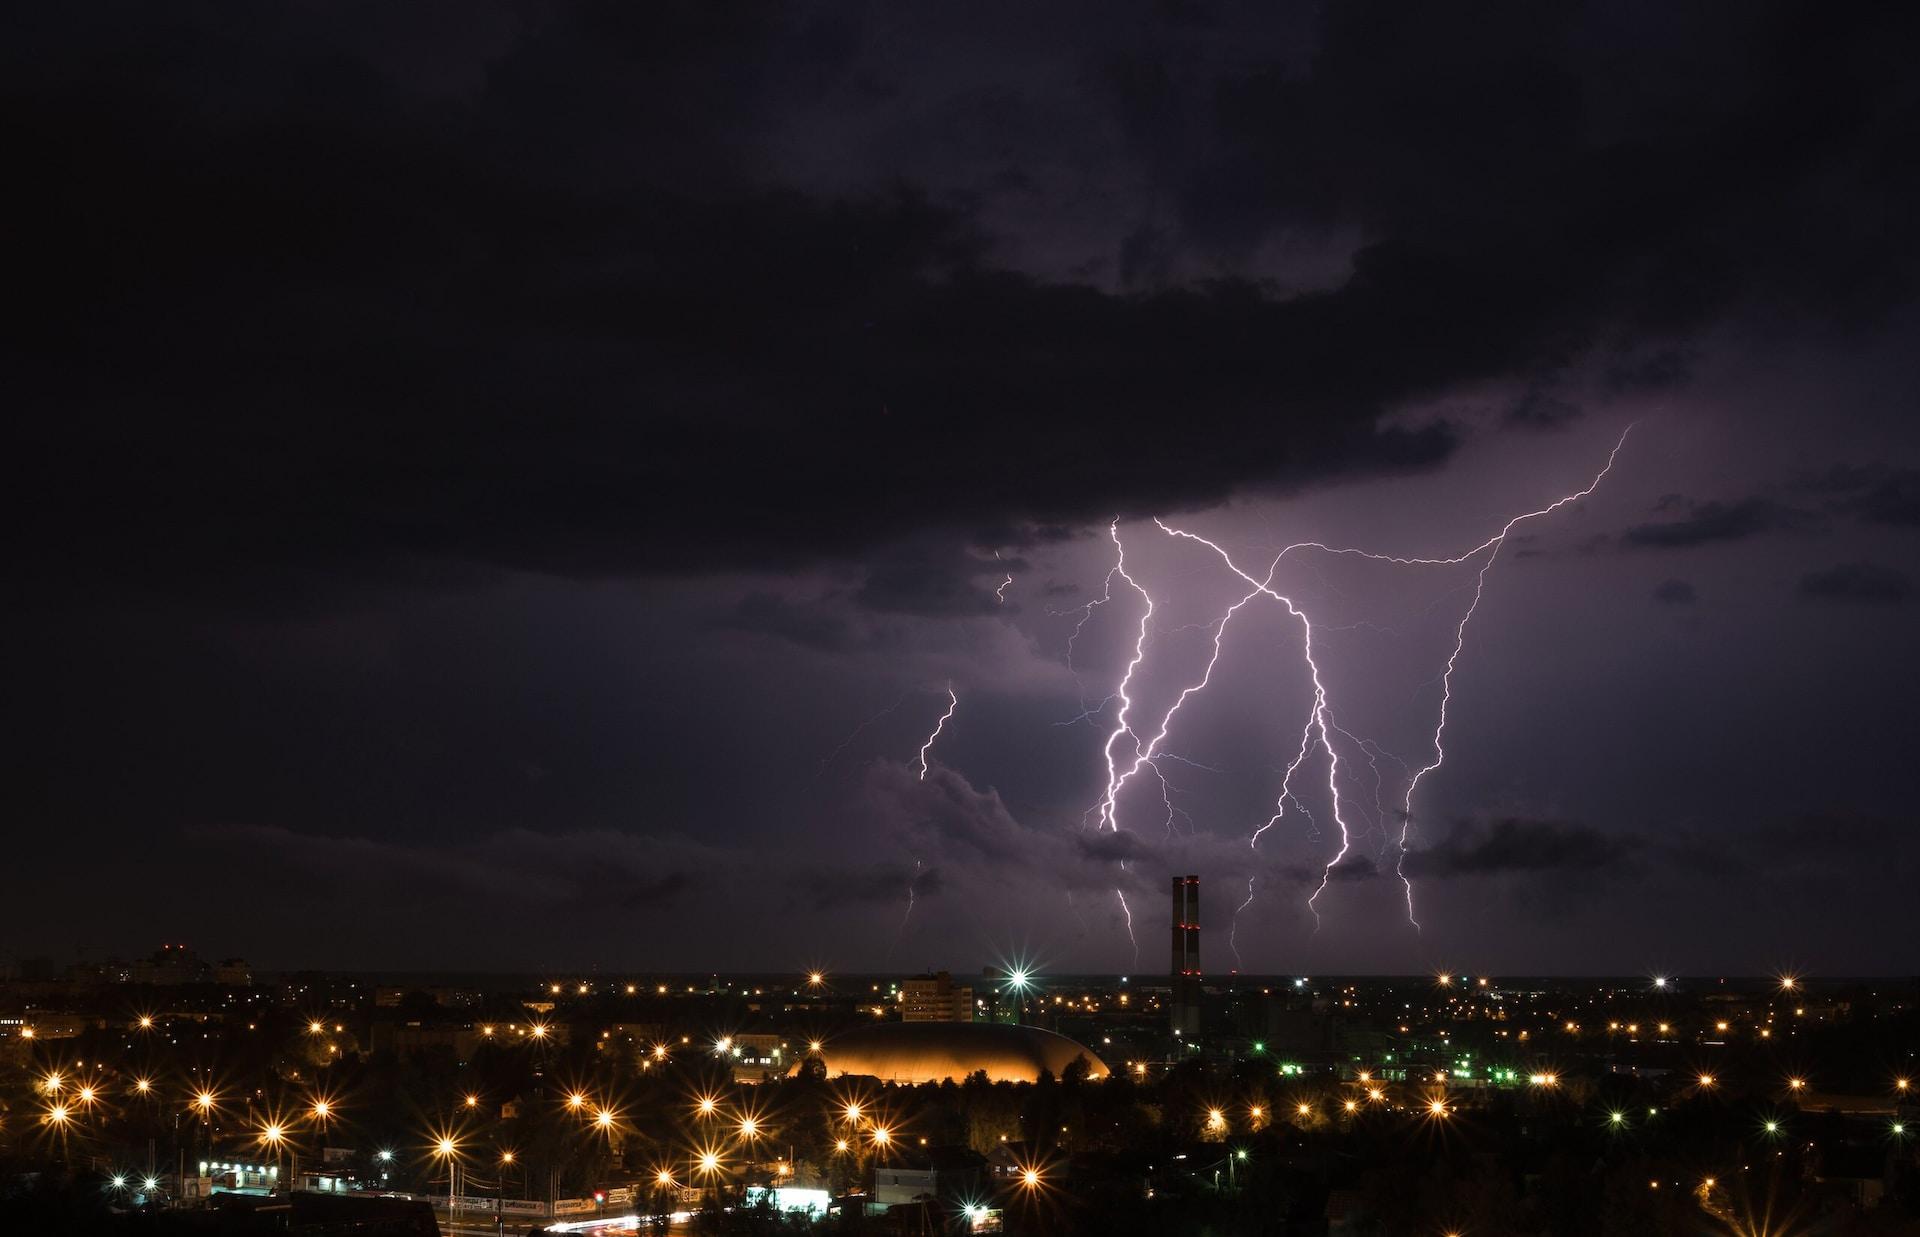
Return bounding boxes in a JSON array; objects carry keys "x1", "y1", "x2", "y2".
[
  {"x1": 566, "y1": 1092, "x2": 589, "y2": 1112},
  {"x1": 1003, "y1": 966, "x2": 1036, "y2": 1023},
  {"x1": 695, "y1": 1096, "x2": 719, "y2": 1119},
  {"x1": 258, "y1": 1121, "x2": 292, "y2": 1191},
  {"x1": 432, "y1": 1135, "x2": 461, "y2": 1217}
]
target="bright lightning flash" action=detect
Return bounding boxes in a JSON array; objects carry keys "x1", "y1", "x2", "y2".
[
  {"x1": 918, "y1": 684, "x2": 958, "y2": 781},
  {"x1": 1077, "y1": 428, "x2": 1631, "y2": 944}
]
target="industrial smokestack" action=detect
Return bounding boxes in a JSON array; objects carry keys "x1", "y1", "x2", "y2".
[{"x1": 1171, "y1": 874, "x2": 1201, "y2": 1036}]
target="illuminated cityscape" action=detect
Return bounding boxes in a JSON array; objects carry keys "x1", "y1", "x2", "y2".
[
  {"x1": 2, "y1": 946, "x2": 1918, "y2": 1233},
  {"x1": 7, "y1": 1, "x2": 1920, "y2": 1234}
]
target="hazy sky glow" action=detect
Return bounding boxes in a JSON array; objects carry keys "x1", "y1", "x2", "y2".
[{"x1": 7, "y1": 2, "x2": 1919, "y2": 974}]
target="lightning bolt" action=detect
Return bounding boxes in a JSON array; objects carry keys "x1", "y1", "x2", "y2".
[
  {"x1": 1093, "y1": 550, "x2": 1281, "y2": 834},
  {"x1": 1088, "y1": 520, "x2": 1153, "y2": 964},
  {"x1": 890, "y1": 859, "x2": 924, "y2": 960},
  {"x1": 994, "y1": 549, "x2": 1013, "y2": 604},
  {"x1": 1387, "y1": 427, "x2": 1634, "y2": 928},
  {"x1": 1230, "y1": 875, "x2": 1257, "y2": 969},
  {"x1": 1055, "y1": 551, "x2": 1128, "y2": 726},
  {"x1": 810, "y1": 690, "x2": 911, "y2": 783},
  {"x1": 899, "y1": 686, "x2": 959, "y2": 954},
  {"x1": 1074, "y1": 427, "x2": 1632, "y2": 954},
  {"x1": 1155, "y1": 519, "x2": 1357, "y2": 929},
  {"x1": 918, "y1": 684, "x2": 958, "y2": 780}
]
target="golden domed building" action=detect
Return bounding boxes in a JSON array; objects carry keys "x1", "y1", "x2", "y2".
[{"x1": 815, "y1": 1022, "x2": 1109, "y2": 1085}]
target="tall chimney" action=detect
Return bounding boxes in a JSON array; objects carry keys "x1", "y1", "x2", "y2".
[{"x1": 1171, "y1": 874, "x2": 1201, "y2": 1036}]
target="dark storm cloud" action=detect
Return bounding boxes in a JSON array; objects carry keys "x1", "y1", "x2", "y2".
[
  {"x1": 1847, "y1": 472, "x2": 1920, "y2": 526},
  {"x1": 1797, "y1": 561, "x2": 1913, "y2": 604},
  {"x1": 190, "y1": 823, "x2": 704, "y2": 908},
  {"x1": 1506, "y1": 386, "x2": 1582, "y2": 429},
  {"x1": 1802, "y1": 465, "x2": 1920, "y2": 527},
  {"x1": 1273, "y1": 855, "x2": 1379, "y2": 885},
  {"x1": 1325, "y1": 855, "x2": 1380, "y2": 883},
  {"x1": 1403, "y1": 818, "x2": 1638, "y2": 878},
  {"x1": 1601, "y1": 349, "x2": 1695, "y2": 396},
  {"x1": 855, "y1": 762, "x2": 1230, "y2": 901},
  {"x1": 723, "y1": 592, "x2": 868, "y2": 653},
  {"x1": 1074, "y1": 829, "x2": 1155, "y2": 865},
  {"x1": 1680, "y1": 811, "x2": 1909, "y2": 881},
  {"x1": 1170, "y1": 4, "x2": 1920, "y2": 334},
  {"x1": 8, "y1": 1, "x2": 1920, "y2": 603},
  {"x1": 853, "y1": 555, "x2": 1007, "y2": 618},
  {"x1": 1652, "y1": 578, "x2": 1698, "y2": 604},
  {"x1": 1620, "y1": 498, "x2": 1811, "y2": 549},
  {"x1": 805, "y1": 863, "x2": 944, "y2": 911}
]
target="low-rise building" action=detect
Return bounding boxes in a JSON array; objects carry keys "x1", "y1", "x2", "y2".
[{"x1": 902, "y1": 972, "x2": 974, "y2": 1023}]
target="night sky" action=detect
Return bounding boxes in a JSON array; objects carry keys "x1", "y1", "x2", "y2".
[{"x1": 8, "y1": 2, "x2": 1920, "y2": 976}]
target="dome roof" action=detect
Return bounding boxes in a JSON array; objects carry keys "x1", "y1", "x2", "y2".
[{"x1": 819, "y1": 1021, "x2": 1109, "y2": 1085}]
